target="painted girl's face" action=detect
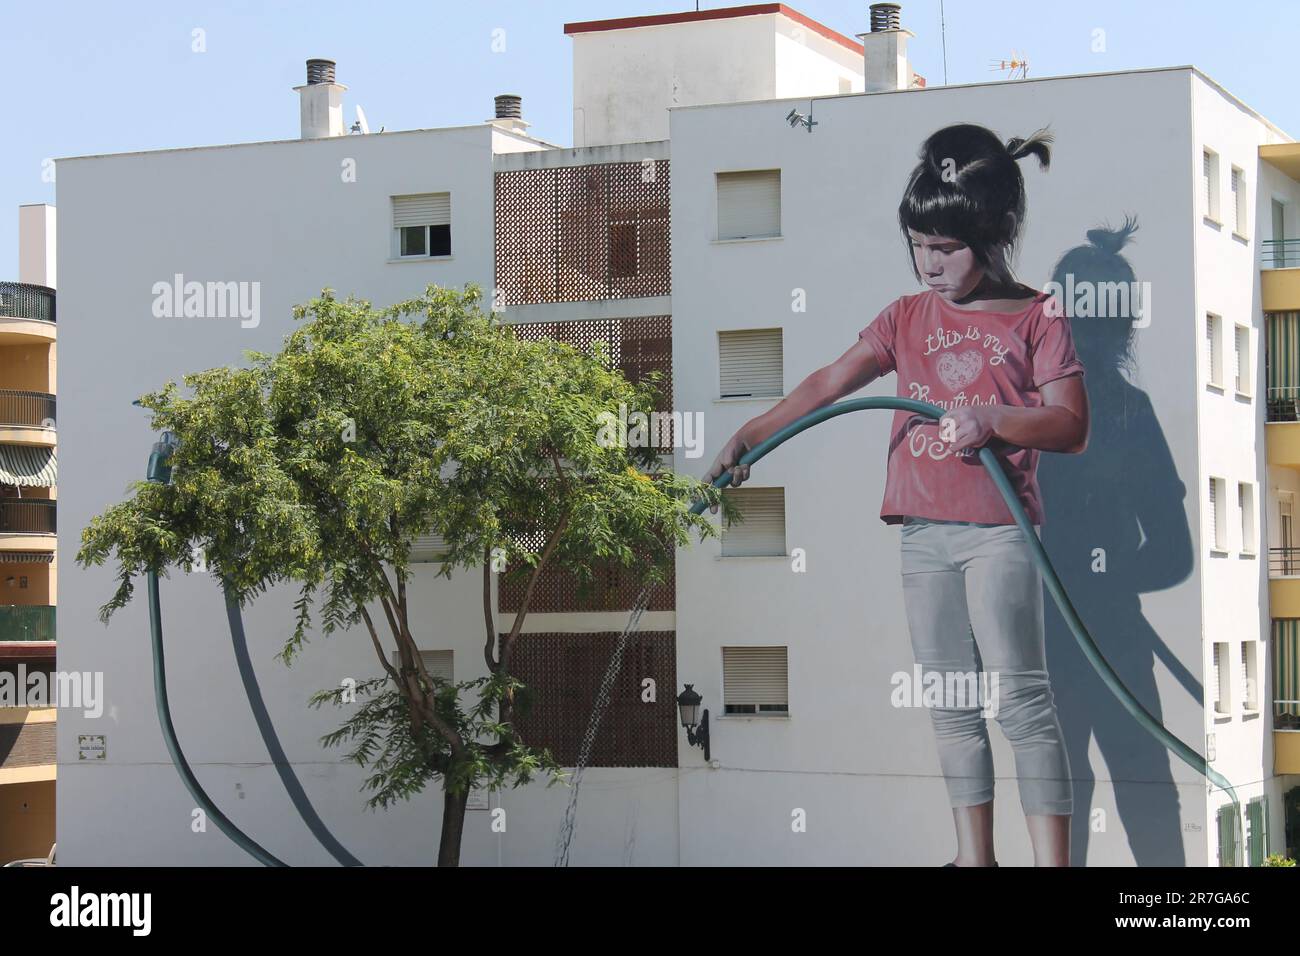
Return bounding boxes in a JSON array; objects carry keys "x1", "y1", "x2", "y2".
[{"x1": 908, "y1": 229, "x2": 984, "y2": 300}]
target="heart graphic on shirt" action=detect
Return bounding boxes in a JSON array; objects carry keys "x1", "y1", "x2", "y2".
[{"x1": 935, "y1": 349, "x2": 984, "y2": 392}]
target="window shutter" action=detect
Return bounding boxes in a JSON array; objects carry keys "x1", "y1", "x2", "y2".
[
  {"x1": 1203, "y1": 151, "x2": 1212, "y2": 214},
  {"x1": 1209, "y1": 479, "x2": 1219, "y2": 549},
  {"x1": 393, "y1": 193, "x2": 451, "y2": 228},
  {"x1": 1235, "y1": 325, "x2": 1247, "y2": 392},
  {"x1": 1234, "y1": 327, "x2": 1242, "y2": 391},
  {"x1": 719, "y1": 329, "x2": 783, "y2": 398},
  {"x1": 1231, "y1": 168, "x2": 1243, "y2": 233},
  {"x1": 717, "y1": 170, "x2": 781, "y2": 240},
  {"x1": 723, "y1": 646, "x2": 789, "y2": 710},
  {"x1": 1242, "y1": 642, "x2": 1250, "y2": 707},
  {"x1": 721, "y1": 487, "x2": 786, "y2": 557},
  {"x1": 1213, "y1": 641, "x2": 1224, "y2": 711},
  {"x1": 1247, "y1": 797, "x2": 1264, "y2": 866},
  {"x1": 1218, "y1": 804, "x2": 1238, "y2": 866},
  {"x1": 1207, "y1": 314, "x2": 1220, "y2": 383},
  {"x1": 1239, "y1": 483, "x2": 1247, "y2": 551},
  {"x1": 410, "y1": 532, "x2": 449, "y2": 563},
  {"x1": 391, "y1": 649, "x2": 453, "y2": 683}
]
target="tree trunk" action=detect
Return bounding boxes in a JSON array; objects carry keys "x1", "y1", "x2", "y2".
[{"x1": 438, "y1": 785, "x2": 469, "y2": 867}]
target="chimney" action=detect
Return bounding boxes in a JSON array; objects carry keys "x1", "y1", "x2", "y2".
[
  {"x1": 294, "y1": 58, "x2": 347, "y2": 139},
  {"x1": 488, "y1": 93, "x2": 531, "y2": 134},
  {"x1": 18, "y1": 204, "x2": 56, "y2": 289},
  {"x1": 856, "y1": 3, "x2": 915, "y2": 93}
]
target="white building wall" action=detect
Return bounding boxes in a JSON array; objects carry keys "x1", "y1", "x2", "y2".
[
  {"x1": 671, "y1": 68, "x2": 1218, "y2": 865},
  {"x1": 1190, "y1": 71, "x2": 1294, "y2": 864},
  {"x1": 55, "y1": 123, "x2": 673, "y2": 866},
  {"x1": 571, "y1": 11, "x2": 863, "y2": 148}
]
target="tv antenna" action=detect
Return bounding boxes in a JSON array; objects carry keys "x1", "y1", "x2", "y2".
[
  {"x1": 990, "y1": 51, "x2": 1029, "y2": 80},
  {"x1": 350, "y1": 104, "x2": 380, "y2": 134}
]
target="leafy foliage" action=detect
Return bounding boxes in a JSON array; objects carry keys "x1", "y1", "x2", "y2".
[{"x1": 77, "y1": 283, "x2": 729, "y2": 852}]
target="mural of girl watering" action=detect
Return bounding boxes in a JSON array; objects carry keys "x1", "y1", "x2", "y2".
[{"x1": 706, "y1": 123, "x2": 1089, "y2": 866}]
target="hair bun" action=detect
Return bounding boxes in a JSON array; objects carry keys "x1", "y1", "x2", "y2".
[
  {"x1": 1005, "y1": 128, "x2": 1054, "y2": 169},
  {"x1": 1085, "y1": 214, "x2": 1139, "y2": 254}
]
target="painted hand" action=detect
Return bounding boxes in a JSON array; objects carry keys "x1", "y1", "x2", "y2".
[
  {"x1": 940, "y1": 406, "x2": 997, "y2": 452},
  {"x1": 703, "y1": 433, "x2": 752, "y2": 513}
]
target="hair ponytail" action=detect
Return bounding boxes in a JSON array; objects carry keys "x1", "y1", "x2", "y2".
[{"x1": 1006, "y1": 127, "x2": 1053, "y2": 170}]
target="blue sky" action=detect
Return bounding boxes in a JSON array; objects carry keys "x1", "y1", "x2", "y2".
[{"x1": 3, "y1": 0, "x2": 1296, "y2": 275}]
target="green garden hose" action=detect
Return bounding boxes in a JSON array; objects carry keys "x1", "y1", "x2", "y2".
[
  {"x1": 143, "y1": 391, "x2": 1237, "y2": 869},
  {"x1": 690, "y1": 396, "x2": 1239, "y2": 810}
]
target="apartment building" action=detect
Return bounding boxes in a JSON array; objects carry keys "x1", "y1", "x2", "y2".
[
  {"x1": 0, "y1": 204, "x2": 57, "y2": 863},
  {"x1": 55, "y1": 3, "x2": 1298, "y2": 865}
]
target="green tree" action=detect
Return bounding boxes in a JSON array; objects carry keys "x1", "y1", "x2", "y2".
[{"x1": 77, "y1": 284, "x2": 727, "y2": 866}]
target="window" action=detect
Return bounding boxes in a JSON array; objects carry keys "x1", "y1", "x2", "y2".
[
  {"x1": 722, "y1": 646, "x2": 789, "y2": 715},
  {"x1": 1206, "y1": 314, "x2": 1223, "y2": 387},
  {"x1": 1217, "y1": 803, "x2": 1239, "y2": 866},
  {"x1": 392, "y1": 193, "x2": 451, "y2": 258},
  {"x1": 1231, "y1": 166, "x2": 1247, "y2": 237},
  {"x1": 1241, "y1": 641, "x2": 1259, "y2": 712},
  {"x1": 721, "y1": 487, "x2": 786, "y2": 557},
  {"x1": 390, "y1": 649, "x2": 453, "y2": 683},
  {"x1": 1213, "y1": 641, "x2": 1231, "y2": 715},
  {"x1": 1246, "y1": 796, "x2": 1269, "y2": 866},
  {"x1": 409, "y1": 532, "x2": 449, "y2": 563},
  {"x1": 1209, "y1": 477, "x2": 1227, "y2": 551},
  {"x1": 716, "y1": 170, "x2": 781, "y2": 240},
  {"x1": 1238, "y1": 482, "x2": 1255, "y2": 554},
  {"x1": 1234, "y1": 324, "x2": 1251, "y2": 395},
  {"x1": 719, "y1": 328, "x2": 783, "y2": 398},
  {"x1": 1203, "y1": 149, "x2": 1220, "y2": 222},
  {"x1": 1282, "y1": 494, "x2": 1297, "y2": 575},
  {"x1": 1273, "y1": 619, "x2": 1300, "y2": 729}
]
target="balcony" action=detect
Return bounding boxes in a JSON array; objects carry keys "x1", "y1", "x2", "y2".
[
  {"x1": 0, "y1": 282, "x2": 55, "y2": 345},
  {"x1": 0, "y1": 500, "x2": 55, "y2": 553},
  {"x1": 0, "y1": 605, "x2": 54, "y2": 643},
  {"x1": 0, "y1": 391, "x2": 55, "y2": 447},
  {"x1": 1267, "y1": 387, "x2": 1300, "y2": 467},
  {"x1": 1262, "y1": 239, "x2": 1300, "y2": 313}
]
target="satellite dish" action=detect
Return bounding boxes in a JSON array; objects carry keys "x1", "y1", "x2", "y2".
[{"x1": 351, "y1": 104, "x2": 371, "y2": 135}]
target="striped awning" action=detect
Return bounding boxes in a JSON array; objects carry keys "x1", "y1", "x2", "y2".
[
  {"x1": 0, "y1": 552, "x2": 54, "y2": 564},
  {"x1": 1277, "y1": 619, "x2": 1300, "y2": 719},
  {"x1": 0, "y1": 445, "x2": 56, "y2": 487}
]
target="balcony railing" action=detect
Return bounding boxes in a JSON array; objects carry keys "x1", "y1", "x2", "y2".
[
  {"x1": 1269, "y1": 547, "x2": 1300, "y2": 575},
  {"x1": 0, "y1": 605, "x2": 55, "y2": 642},
  {"x1": 1267, "y1": 385, "x2": 1300, "y2": 423},
  {"x1": 0, "y1": 283, "x2": 55, "y2": 323},
  {"x1": 1263, "y1": 238, "x2": 1300, "y2": 269},
  {"x1": 0, "y1": 391, "x2": 55, "y2": 429},
  {"x1": 0, "y1": 500, "x2": 55, "y2": 535}
]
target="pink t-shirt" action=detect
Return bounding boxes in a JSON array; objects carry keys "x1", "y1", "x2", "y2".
[{"x1": 858, "y1": 290, "x2": 1084, "y2": 526}]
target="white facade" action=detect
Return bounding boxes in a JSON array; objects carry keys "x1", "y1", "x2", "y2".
[
  {"x1": 570, "y1": 7, "x2": 867, "y2": 148},
  {"x1": 53, "y1": 7, "x2": 1298, "y2": 866}
]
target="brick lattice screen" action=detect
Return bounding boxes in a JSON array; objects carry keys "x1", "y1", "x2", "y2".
[
  {"x1": 500, "y1": 314, "x2": 676, "y2": 614},
  {"x1": 505, "y1": 630, "x2": 677, "y2": 767},
  {"x1": 494, "y1": 160, "x2": 671, "y2": 305}
]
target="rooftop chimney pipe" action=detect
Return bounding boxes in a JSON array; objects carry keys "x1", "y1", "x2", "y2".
[
  {"x1": 294, "y1": 58, "x2": 347, "y2": 139},
  {"x1": 857, "y1": 4, "x2": 915, "y2": 93},
  {"x1": 494, "y1": 94, "x2": 522, "y2": 119},
  {"x1": 869, "y1": 3, "x2": 901, "y2": 32},
  {"x1": 488, "y1": 93, "x2": 530, "y2": 134}
]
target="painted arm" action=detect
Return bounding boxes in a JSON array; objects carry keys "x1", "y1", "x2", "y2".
[
  {"x1": 943, "y1": 374, "x2": 1090, "y2": 454},
  {"x1": 704, "y1": 338, "x2": 882, "y2": 507}
]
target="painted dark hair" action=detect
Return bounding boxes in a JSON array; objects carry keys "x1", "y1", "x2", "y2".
[{"x1": 898, "y1": 123, "x2": 1053, "y2": 284}]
